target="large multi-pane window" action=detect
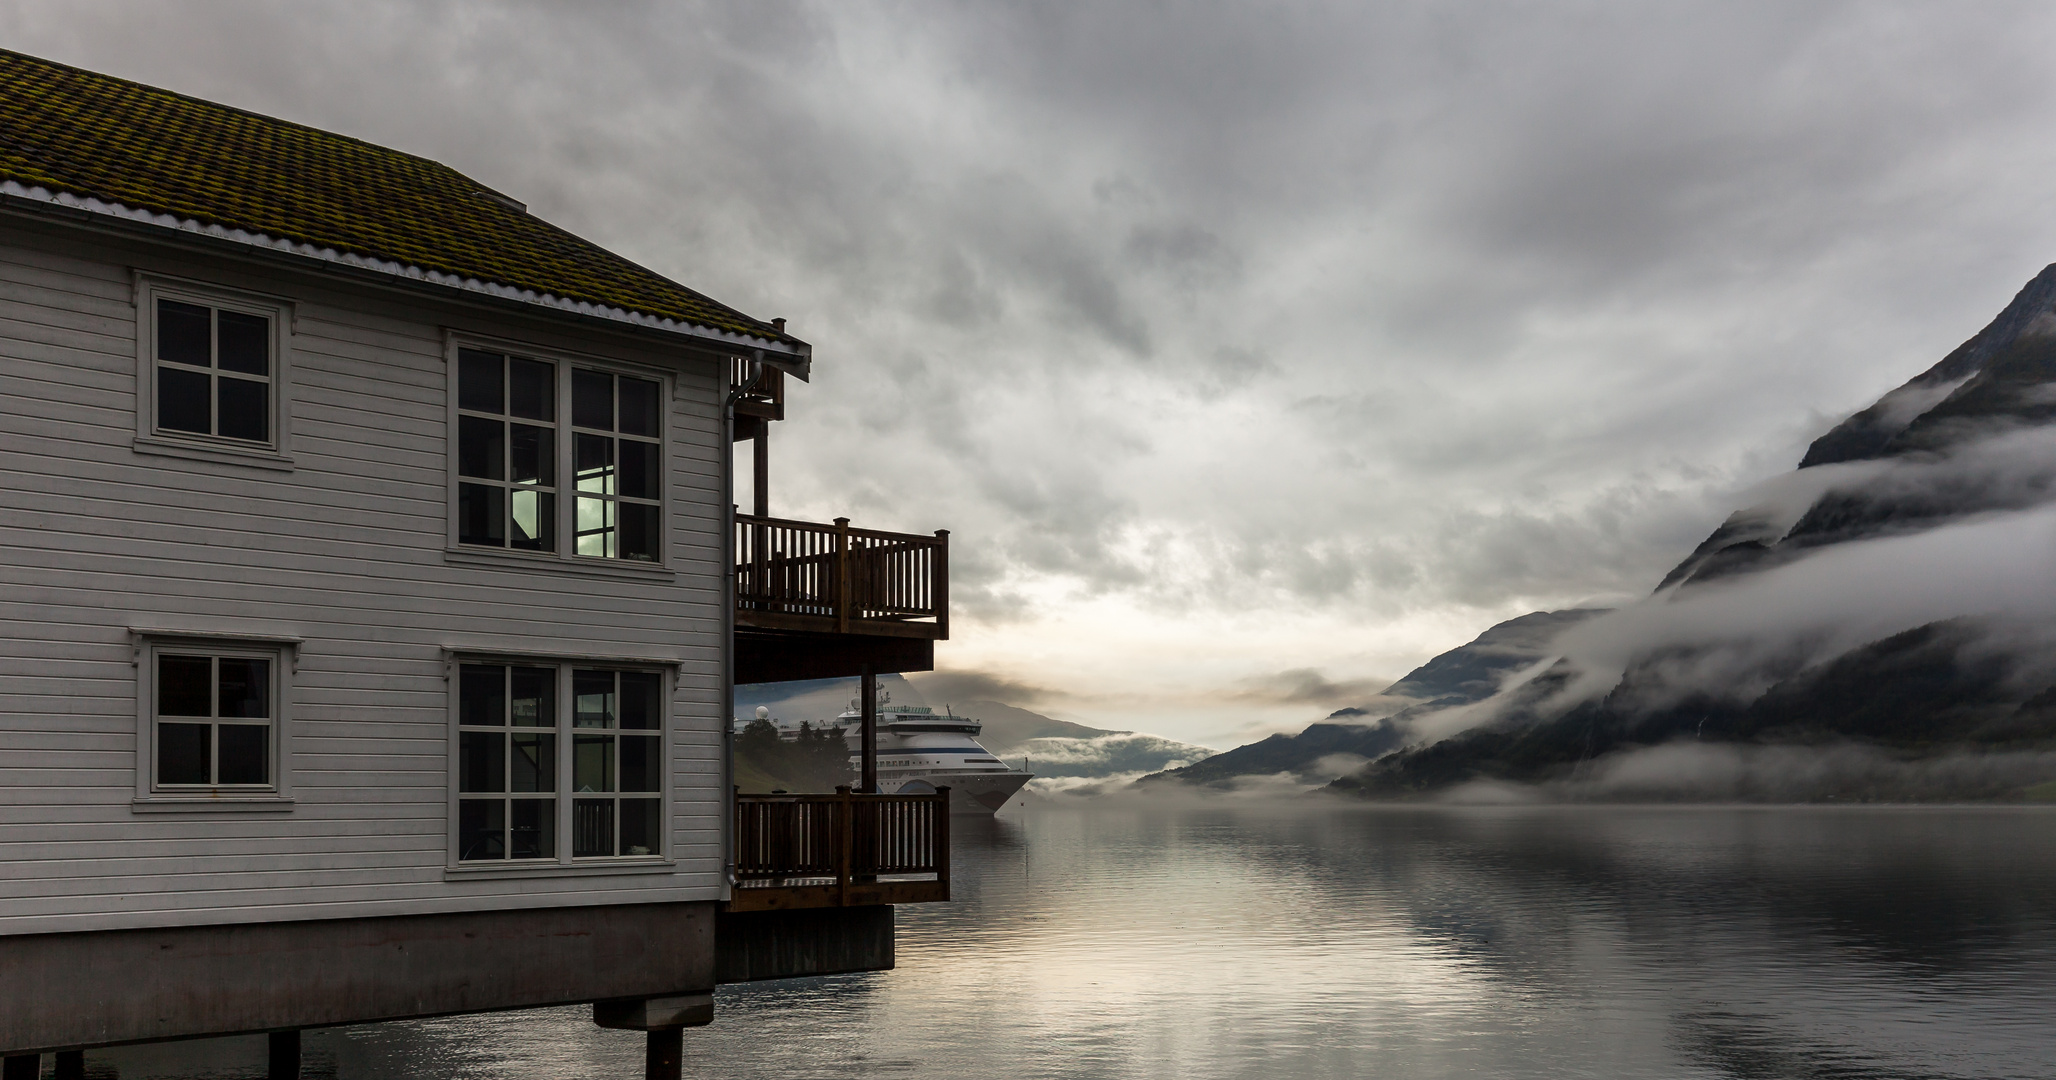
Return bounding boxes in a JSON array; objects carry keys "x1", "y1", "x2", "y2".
[
  {"x1": 154, "y1": 652, "x2": 274, "y2": 788},
  {"x1": 571, "y1": 369, "x2": 662, "y2": 561},
  {"x1": 454, "y1": 348, "x2": 663, "y2": 562},
  {"x1": 456, "y1": 348, "x2": 557, "y2": 551},
  {"x1": 153, "y1": 296, "x2": 273, "y2": 444},
  {"x1": 456, "y1": 662, "x2": 664, "y2": 863}
]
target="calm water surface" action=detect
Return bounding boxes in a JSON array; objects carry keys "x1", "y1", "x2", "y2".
[{"x1": 98, "y1": 804, "x2": 2056, "y2": 1079}]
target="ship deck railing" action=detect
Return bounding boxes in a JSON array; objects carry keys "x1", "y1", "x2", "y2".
[
  {"x1": 733, "y1": 513, "x2": 949, "y2": 639},
  {"x1": 728, "y1": 787, "x2": 951, "y2": 912}
]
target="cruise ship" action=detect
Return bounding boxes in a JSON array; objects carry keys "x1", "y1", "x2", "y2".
[{"x1": 739, "y1": 696, "x2": 1033, "y2": 814}]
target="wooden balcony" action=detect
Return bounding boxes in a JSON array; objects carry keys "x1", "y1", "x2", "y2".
[
  {"x1": 734, "y1": 513, "x2": 949, "y2": 640},
  {"x1": 729, "y1": 355, "x2": 786, "y2": 423},
  {"x1": 728, "y1": 789, "x2": 951, "y2": 912}
]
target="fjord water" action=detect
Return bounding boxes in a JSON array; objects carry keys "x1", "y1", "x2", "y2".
[{"x1": 104, "y1": 804, "x2": 2056, "y2": 1079}]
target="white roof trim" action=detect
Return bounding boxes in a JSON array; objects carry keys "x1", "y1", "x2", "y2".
[{"x1": 0, "y1": 179, "x2": 809, "y2": 365}]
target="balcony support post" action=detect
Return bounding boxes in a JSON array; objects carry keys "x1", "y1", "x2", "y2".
[
  {"x1": 834, "y1": 518, "x2": 851, "y2": 634},
  {"x1": 934, "y1": 529, "x2": 950, "y2": 641},
  {"x1": 860, "y1": 668, "x2": 878, "y2": 794},
  {"x1": 752, "y1": 425, "x2": 769, "y2": 518}
]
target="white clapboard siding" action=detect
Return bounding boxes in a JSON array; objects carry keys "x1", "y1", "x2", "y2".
[{"x1": 0, "y1": 226, "x2": 737, "y2": 935}]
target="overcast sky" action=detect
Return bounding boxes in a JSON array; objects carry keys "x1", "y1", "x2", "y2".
[{"x1": 12, "y1": 1, "x2": 2056, "y2": 747}]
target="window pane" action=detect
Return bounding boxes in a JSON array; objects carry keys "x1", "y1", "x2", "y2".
[
  {"x1": 217, "y1": 658, "x2": 269, "y2": 718},
  {"x1": 510, "y1": 490, "x2": 555, "y2": 552},
  {"x1": 158, "y1": 655, "x2": 212, "y2": 716},
  {"x1": 573, "y1": 670, "x2": 615, "y2": 728},
  {"x1": 458, "y1": 483, "x2": 506, "y2": 546},
  {"x1": 459, "y1": 731, "x2": 506, "y2": 793},
  {"x1": 575, "y1": 496, "x2": 614, "y2": 558},
  {"x1": 459, "y1": 664, "x2": 506, "y2": 726},
  {"x1": 511, "y1": 798, "x2": 555, "y2": 859},
  {"x1": 510, "y1": 667, "x2": 555, "y2": 727},
  {"x1": 509, "y1": 424, "x2": 553, "y2": 486},
  {"x1": 619, "y1": 671, "x2": 662, "y2": 730},
  {"x1": 459, "y1": 799, "x2": 506, "y2": 861},
  {"x1": 620, "y1": 734, "x2": 660, "y2": 793},
  {"x1": 620, "y1": 799, "x2": 661, "y2": 857},
  {"x1": 618, "y1": 376, "x2": 659, "y2": 437},
  {"x1": 572, "y1": 369, "x2": 613, "y2": 430},
  {"x1": 458, "y1": 349, "x2": 504, "y2": 414},
  {"x1": 458, "y1": 415, "x2": 505, "y2": 480},
  {"x1": 618, "y1": 503, "x2": 659, "y2": 563},
  {"x1": 573, "y1": 798, "x2": 614, "y2": 857},
  {"x1": 217, "y1": 724, "x2": 268, "y2": 784},
  {"x1": 574, "y1": 433, "x2": 614, "y2": 494},
  {"x1": 574, "y1": 734, "x2": 615, "y2": 793},
  {"x1": 511, "y1": 732, "x2": 555, "y2": 793},
  {"x1": 617, "y1": 440, "x2": 660, "y2": 500},
  {"x1": 217, "y1": 376, "x2": 268, "y2": 442},
  {"x1": 508, "y1": 357, "x2": 554, "y2": 421},
  {"x1": 157, "y1": 366, "x2": 211, "y2": 434},
  {"x1": 157, "y1": 299, "x2": 211, "y2": 367},
  {"x1": 157, "y1": 722, "x2": 211, "y2": 785},
  {"x1": 216, "y1": 311, "x2": 269, "y2": 375}
]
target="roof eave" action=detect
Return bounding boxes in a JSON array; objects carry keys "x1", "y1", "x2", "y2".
[{"x1": 0, "y1": 179, "x2": 811, "y2": 376}]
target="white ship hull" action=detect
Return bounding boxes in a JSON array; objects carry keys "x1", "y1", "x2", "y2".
[{"x1": 876, "y1": 768, "x2": 1034, "y2": 815}]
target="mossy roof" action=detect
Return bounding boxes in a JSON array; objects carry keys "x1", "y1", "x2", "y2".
[{"x1": 0, "y1": 49, "x2": 793, "y2": 346}]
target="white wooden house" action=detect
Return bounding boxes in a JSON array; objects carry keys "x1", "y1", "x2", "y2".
[{"x1": 0, "y1": 49, "x2": 949, "y2": 1080}]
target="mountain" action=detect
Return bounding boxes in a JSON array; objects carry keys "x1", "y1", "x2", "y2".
[
  {"x1": 1140, "y1": 609, "x2": 1607, "y2": 788},
  {"x1": 1334, "y1": 265, "x2": 2056, "y2": 802}
]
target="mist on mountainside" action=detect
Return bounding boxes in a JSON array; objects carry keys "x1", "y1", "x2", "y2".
[
  {"x1": 1136, "y1": 609, "x2": 1608, "y2": 789},
  {"x1": 1334, "y1": 265, "x2": 2056, "y2": 802}
]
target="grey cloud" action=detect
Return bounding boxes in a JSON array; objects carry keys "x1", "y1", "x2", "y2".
[
  {"x1": 16, "y1": 2, "x2": 2056, "y2": 733},
  {"x1": 910, "y1": 669, "x2": 1057, "y2": 706},
  {"x1": 1232, "y1": 668, "x2": 1394, "y2": 707}
]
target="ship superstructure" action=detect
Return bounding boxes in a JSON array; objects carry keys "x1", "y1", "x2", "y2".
[{"x1": 737, "y1": 695, "x2": 1032, "y2": 814}]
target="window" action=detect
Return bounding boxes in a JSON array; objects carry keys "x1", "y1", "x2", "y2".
[
  {"x1": 453, "y1": 346, "x2": 663, "y2": 563},
  {"x1": 152, "y1": 650, "x2": 275, "y2": 789},
  {"x1": 456, "y1": 348, "x2": 558, "y2": 551},
  {"x1": 456, "y1": 661, "x2": 665, "y2": 863},
  {"x1": 571, "y1": 369, "x2": 663, "y2": 561},
  {"x1": 152, "y1": 296, "x2": 274, "y2": 444}
]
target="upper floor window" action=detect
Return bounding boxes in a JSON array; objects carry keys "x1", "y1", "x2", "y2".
[
  {"x1": 572, "y1": 369, "x2": 662, "y2": 561},
  {"x1": 453, "y1": 345, "x2": 664, "y2": 563},
  {"x1": 148, "y1": 292, "x2": 281, "y2": 447},
  {"x1": 457, "y1": 348, "x2": 558, "y2": 551}
]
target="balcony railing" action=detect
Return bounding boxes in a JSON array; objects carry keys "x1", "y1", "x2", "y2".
[
  {"x1": 729, "y1": 788, "x2": 951, "y2": 912},
  {"x1": 734, "y1": 513, "x2": 949, "y2": 639}
]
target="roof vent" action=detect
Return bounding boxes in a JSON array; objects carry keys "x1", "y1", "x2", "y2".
[{"x1": 474, "y1": 189, "x2": 527, "y2": 213}]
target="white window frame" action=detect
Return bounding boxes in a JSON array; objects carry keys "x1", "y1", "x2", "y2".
[
  {"x1": 131, "y1": 631, "x2": 298, "y2": 811},
  {"x1": 443, "y1": 335, "x2": 673, "y2": 574},
  {"x1": 445, "y1": 652, "x2": 673, "y2": 872},
  {"x1": 132, "y1": 274, "x2": 295, "y2": 471}
]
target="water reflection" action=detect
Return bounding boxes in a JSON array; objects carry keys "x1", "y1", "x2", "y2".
[{"x1": 92, "y1": 805, "x2": 2056, "y2": 1079}]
